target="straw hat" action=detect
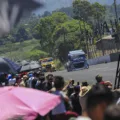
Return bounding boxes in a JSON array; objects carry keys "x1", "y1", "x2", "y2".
[
  {"x1": 80, "y1": 86, "x2": 92, "y2": 97},
  {"x1": 23, "y1": 75, "x2": 28, "y2": 81}
]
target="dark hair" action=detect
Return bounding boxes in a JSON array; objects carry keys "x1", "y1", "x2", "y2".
[
  {"x1": 86, "y1": 85, "x2": 113, "y2": 111},
  {"x1": 71, "y1": 80, "x2": 74, "y2": 85},
  {"x1": 54, "y1": 76, "x2": 64, "y2": 89},
  {"x1": 82, "y1": 81, "x2": 88, "y2": 86},
  {"x1": 39, "y1": 76, "x2": 45, "y2": 81},
  {"x1": 95, "y1": 75, "x2": 102, "y2": 83},
  {"x1": 104, "y1": 105, "x2": 120, "y2": 120},
  {"x1": 77, "y1": 82, "x2": 80, "y2": 85},
  {"x1": 74, "y1": 85, "x2": 80, "y2": 93},
  {"x1": 46, "y1": 74, "x2": 53, "y2": 80}
]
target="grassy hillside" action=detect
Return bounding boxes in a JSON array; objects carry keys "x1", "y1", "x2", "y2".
[{"x1": 0, "y1": 39, "x2": 48, "y2": 61}]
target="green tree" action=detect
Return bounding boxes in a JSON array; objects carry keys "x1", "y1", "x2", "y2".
[
  {"x1": 92, "y1": 2, "x2": 106, "y2": 21},
  {"x1": 73, "y1": 0, "x2": 92, "y2": 21},
  {"x1": 27, "y1": 50, "x2": 48, "y2": 60},
  {"x1": 34, "y1": 12, "x2": 69, "y2": 55},
  {"x1": 53, "y1": 19, "x2": 92, "y2": 62}
]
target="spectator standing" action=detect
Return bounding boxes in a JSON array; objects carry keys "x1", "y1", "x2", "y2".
[
  {"x1": 67, "y1": 80, "x2": 75, "y2": 97},
  {"x1": 86, "y1": 85, "x2": 113, "y2": 120},
  {"x1": 70, "y1": 85, "x2": 82, "y2": 115},
  {"x1": 95, "y1": 75, "x2": 112, "y2": 89},
  {"x1": 43, "y1": 74, "x2": 54, "y2": 91},
  {"x1": 8, "y1": 74, "x2": 16, "y2": 86},
  {"x1": 52, "y1": 76, "x2": 78, "y2": 120},
  {"x1": 79, "y1": 85, "x2": 91, "y2": 116},
  {"x1": 104, "y1": 105, "x2": 120, "y2": 120}
]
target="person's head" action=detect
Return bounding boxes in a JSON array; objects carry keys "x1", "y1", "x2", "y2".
[
  {"x1": 95, "y1": 75, "x2": 103, "y2": 83},
  {"x1": 39, "y1": 72, "x2": 45, "y2": 78},
  {"x1": 104, "y1": 105, "x2": 120, "y2": 120},
  {"x1": 71, "y1": 79, "x2": 75, "y2": 85},
  {"x1": 47, "y1": 74, "x2": 54, "y2": 83},
  {"x1": 74, "y1": 85, "x2": 80, "y2": 94},
  {"x1": 82, "y1": 81, "x2": 89, "y2": 87},
  {"x1": 54, "y1": 76, "x2": 65, "y2": 90},
  {"x1": 77, "y1": 82, "x2": 80, "y2": 85},
  {"x1": 39, "y1": 76, "x2": 45, "y2": 82},
  {"x1": 23, "y1": 75, "x2": 28, "y2": 81},
  {"x1": 86, "y1": 84, "x2": 113, "y2": 120}
]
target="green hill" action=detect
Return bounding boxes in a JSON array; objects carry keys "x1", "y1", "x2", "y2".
[{"x1": 0, "y1": 39, "x2": 48, "y2": 61}]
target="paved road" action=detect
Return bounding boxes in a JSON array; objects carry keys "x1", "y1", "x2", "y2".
[{"x1": 53, "y1": 62, "x2": 118, "y2": 85}]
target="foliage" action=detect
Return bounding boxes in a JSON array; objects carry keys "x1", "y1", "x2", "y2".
[
  {"x1": 73, "y1": 0, "x2": 92, "y2": 21},
  {"x1": 35, "y1": 12, "x2": 69, "y2": 56},
  {"x1": 27, "y1": 49, "x2": 48, "y2": 60},
  {"x1": 0, "y1": 2, "x2": 119, "y2": 63},
  {"x1": 91, "y1": 2, "x2": 106, "y2": 21},
  {"x1": 73, "y1": 0, "x2": 106, "y2": 23}
]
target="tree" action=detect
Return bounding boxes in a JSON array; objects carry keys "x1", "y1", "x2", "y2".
[
  {"x1": 92, "y1": 2, "x2": 106, "y2": 21},
  {"x1": 53, "y1": 19, "x2": 92, "y2": 62},
  {"x1": 73, "y1": 0, "x2": 92, "y2": 21},
  {"x1": 34, "y1": 12, "x2": 69, "y2": 55},
  {"x1": 15, "y1": 25, "x2": 29, "y2": 42},
  {"x1": 27, "y1": 50, "x2": 48, "y2": 60},
  {"x1": 42, "y1": 11, "x2": 51, "y2": 17}
]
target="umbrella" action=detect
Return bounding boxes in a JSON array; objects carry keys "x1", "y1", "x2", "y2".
[
  {"x1": 0, "y1": 57, "x2": 21, "y2": 74},
  {"x1": 20, "y1": 61, "x2": 41, "y2": 72},
  {"x1": 0, "y1": 86, "x2": 60, "y2": 120}
]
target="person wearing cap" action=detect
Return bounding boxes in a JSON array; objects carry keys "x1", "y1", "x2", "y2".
[
  {"x1": 70, "y1": 85, "x2": 82, "y2": 115},
  {"x1": 95, "y1": 75, "x2": 112, "y2": 89}
]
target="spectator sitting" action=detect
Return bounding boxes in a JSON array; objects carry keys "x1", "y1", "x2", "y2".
[
  {"x1": 104, "y1": 105, "x2": 120, "y2": 120},
  {"x1": 86, "y1": 84, "x2": 113, "y2": 120},
  {"x1": 52, "y1": 76, "x2": 78, "y2": 120},
  {"x1": 70, "y1": 85, "x2": 82, "y2": 115}
]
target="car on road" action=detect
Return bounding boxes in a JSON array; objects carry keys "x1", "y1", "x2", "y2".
[{"x1": 66, "y1": 50, "x2": 89, "y2": 72}]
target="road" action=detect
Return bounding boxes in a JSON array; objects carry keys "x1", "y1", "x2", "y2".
[{"x1": 53, "y1": 62, "x2": 118, "y2": 85}]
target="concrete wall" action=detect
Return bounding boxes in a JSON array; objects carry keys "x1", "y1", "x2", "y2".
[
  {"x1": 110, "y1": 52, "x2": 120, "y2": 62},
  {"x1": 88, "y1": 52, "x2": 120, "y2": 65},
  {"x1": 88, "y1": 55, "x2": 111, "y2": 65}
]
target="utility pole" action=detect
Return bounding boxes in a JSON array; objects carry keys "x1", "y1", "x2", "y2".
[
  {"x1": 83, "y1": 19, "x2": 89, "y2": 59},
  {"x1": 114, "y1": 0, "x2": 118, "y2": 22},
  {"x1": 79, "y1": 20, "x2": 82, "y2": 47}
]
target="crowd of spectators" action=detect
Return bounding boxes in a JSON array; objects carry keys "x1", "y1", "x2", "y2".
[{"x1": 0, "y1": 71, "x2": 120, "y2": 120}]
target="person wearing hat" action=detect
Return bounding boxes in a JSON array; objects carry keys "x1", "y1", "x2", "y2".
[
  {"x1": 95, "y1": 75, "x2": 112, "y2": 89},
  {"x1": 22, "y1": 75, "x2": 28, "y2": 87},
  {"x1": 79, "y1": 85, "x2": 91, "y2": 116}
]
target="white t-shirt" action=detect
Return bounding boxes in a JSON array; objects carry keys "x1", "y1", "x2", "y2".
[
  {"x1": 9, "y1": 78, "x2": 16, "y2": 85},
  {"x1": 52, "y1": 90, "x2": 66, "y2": 115},
  {"x1": 28, "y1": 77, "x2": 34, "y2": 88},
  {"x1": 76, "y1": 117, "x2": 91, "y2": 120}
]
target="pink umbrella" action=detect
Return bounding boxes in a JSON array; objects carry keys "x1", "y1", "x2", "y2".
[{"x1": 0, "y1": 87, "x2": 60, "y2": 120}]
